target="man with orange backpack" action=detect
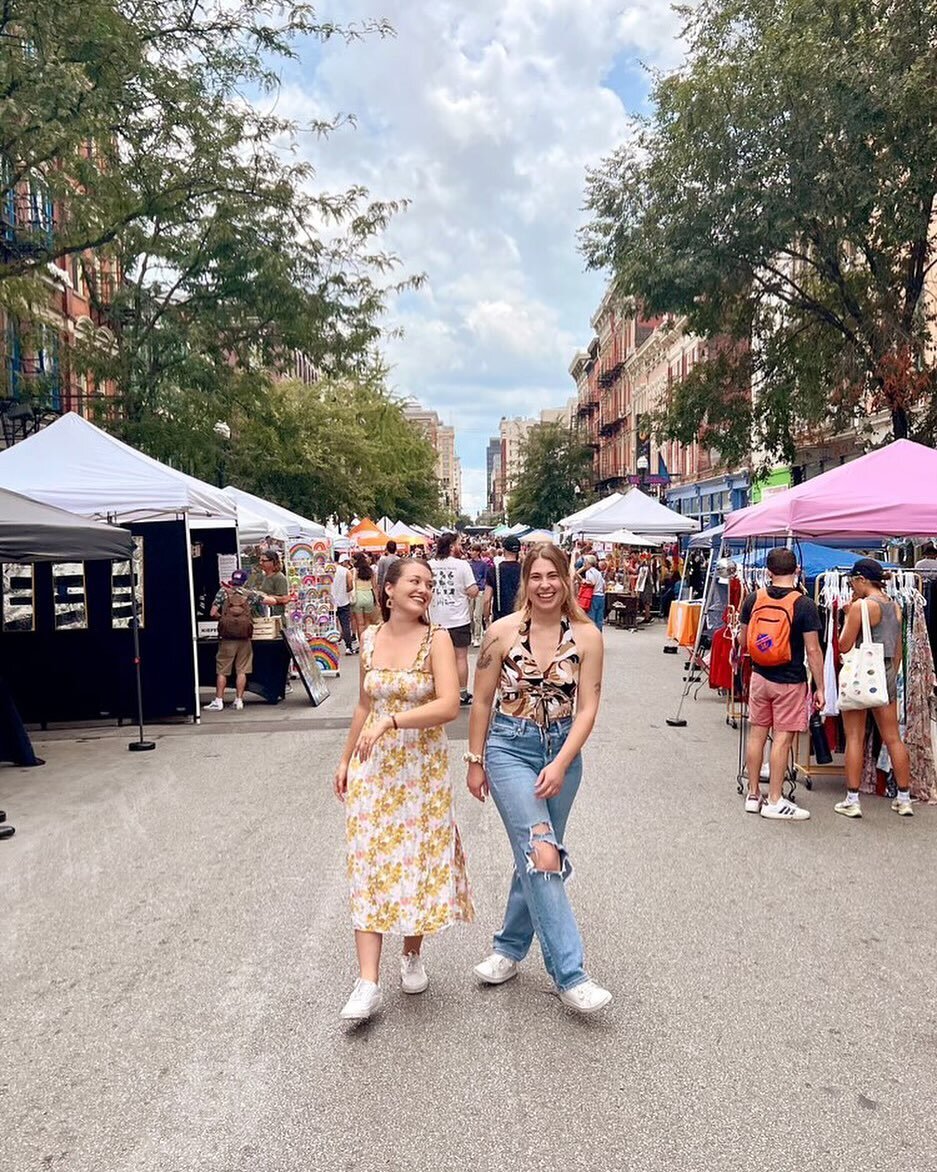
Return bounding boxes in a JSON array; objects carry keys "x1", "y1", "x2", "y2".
[{"x1": 738, "y1": 547, "x2": 825, "y2": 820}]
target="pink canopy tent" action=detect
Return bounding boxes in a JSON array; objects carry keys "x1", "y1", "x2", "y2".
[{"x1": 724, "y1": 439, "x2": 937, "y2": 539}]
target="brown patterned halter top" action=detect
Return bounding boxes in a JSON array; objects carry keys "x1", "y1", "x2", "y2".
[{"x1": 496, "y1": 615, "x2": 580, "y2": 726}]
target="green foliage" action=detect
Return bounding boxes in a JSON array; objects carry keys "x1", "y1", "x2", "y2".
[
  {"x1": 225, "y1": 376, "x2": 442, "y2": 525},
  {"x1": 507, "y1": 423, "x2": 593, "y2": 528},
  {"x1": 581, "y1": 0, "x2": 937, "y2": 466}
]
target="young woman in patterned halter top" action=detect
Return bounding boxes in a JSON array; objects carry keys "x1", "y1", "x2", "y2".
[{"x1": 465, "y1": 543, "x2": 611, "y2": 1015}]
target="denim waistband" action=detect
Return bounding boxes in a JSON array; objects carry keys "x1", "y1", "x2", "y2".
[{"x1": 489, "y1": 712, "x2": 573, "y2": 738}]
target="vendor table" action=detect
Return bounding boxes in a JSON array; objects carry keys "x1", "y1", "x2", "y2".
[
  {"x1": 197, "y1": 638, "x2": 291, "y2": 704},
  {"x1": 666, "y1": 600, "x2": 703, "y2": 647},
  {"x1": 605, "y1": 593, "x2": 638, "y2": 628}
]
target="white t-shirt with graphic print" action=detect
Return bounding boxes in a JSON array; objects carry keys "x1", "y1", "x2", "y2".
[{"x1": 428, "y1": 557, "x2": 476, "y2": 629}]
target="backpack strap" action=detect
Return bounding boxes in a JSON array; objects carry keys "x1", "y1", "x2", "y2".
[{"x1": 495, "y1": 564, "x2": 501, "y2": 616}]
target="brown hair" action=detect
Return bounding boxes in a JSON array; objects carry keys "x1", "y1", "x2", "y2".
[
  {"x1": 766, "y1": 547, "x2": 797, "y2": 576},
  {"x1": 517, "y1": 543, "x2": 589, "y2": 622},
  {"x1": 353, "y1": 551, "x2": 373, "y2": 581},
  {"x1": 379, "y1": 557, "x2": 433, "y2": 624}
]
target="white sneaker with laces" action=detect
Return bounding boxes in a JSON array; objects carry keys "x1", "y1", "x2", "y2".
[
  {"x1": 760, "y1": 798, "x2": 810, "y2": 821},
  {"x1": 559, "y1": 979, "x2": 612, "y2": 1014},
  {"x1": 233, "y1": 697, "x2": 244, "y2": 711},
  {"x1": 473, "y1": 953, "x2": 518, "y2": 985},
  {"x1": 205, "y1": 698, "x2": 224, "y2": 711},
  {"x1": 340, "y1": 978, "x2": 383, "y2": 1021},
  {"x1": 744, "y1": 792, "x2": 763, "y2": 814},
  {"x1": 401, "y1": 952, "x2": 429, "y2": 994}
]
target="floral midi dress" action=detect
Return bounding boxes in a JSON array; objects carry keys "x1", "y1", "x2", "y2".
[{"x1": 345, "y1": 623, "x2": 474, "y2": 935}]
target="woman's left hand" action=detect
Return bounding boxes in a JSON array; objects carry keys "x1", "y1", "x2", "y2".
[
  {"x1": 534, "y1": 760, "x2": 566, "y2": 799},
  {"x1": 354, "y1": 715, "x2": 394, "y2": 762}
]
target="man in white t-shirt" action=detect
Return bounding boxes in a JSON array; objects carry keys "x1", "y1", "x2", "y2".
[
  {"x1": 329, "y1": 555, "x2": 356, "y2": 654},
  {"x1": 429, "y1": 531, "x2": 479, "y2": 704}
]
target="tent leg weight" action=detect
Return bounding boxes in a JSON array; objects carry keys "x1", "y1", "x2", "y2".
[{"x1": 129, "y1": 741, "x2": 156, "y2": 752}]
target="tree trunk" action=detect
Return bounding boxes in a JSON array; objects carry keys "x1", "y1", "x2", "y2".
[{"x1": 893, "y1": 406, "x2": 909, "y2": 440}]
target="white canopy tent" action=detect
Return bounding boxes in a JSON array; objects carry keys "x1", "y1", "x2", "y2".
[
  {"x1": 234, "y1": 502, "x2": 289, "y2": 546},
  {"x1": 558, "y1": 493, "x2": 624, "y2": 531},
  {"x1": 583, "y1": 527, "x2": 662, "y2": 547},
  {"x1": 0, "y1": 413, "x2": 241, "y2": 722},
  {"x1": 223, "y1": 485, "x2": 331, "y2": 540},
  {"x1": 567, "y1": 488, "x2": 697, "y2": 536},
  {"x1": 0, "y1": 412, "x2": 236, "y2": 523}
]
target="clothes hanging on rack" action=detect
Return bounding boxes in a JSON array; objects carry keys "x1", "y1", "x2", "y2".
[
  {"x1": 709, "y1": 618, "x2": 735, "y2": 690},
  {"x1": 904, "y1": 593, "x2": 937, "y2": 804}
]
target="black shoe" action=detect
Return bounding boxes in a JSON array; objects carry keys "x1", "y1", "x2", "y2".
[
  {"x1": 0, "y1": 825, "x2": 15, "y2": 840},
  {"x1": 460, "y1": 692, "x2": 473, "y2": 706},
  {"x1": 0, "y1": 811, "x2": 4, "y2": 822},
  {"x1": 22, "y1": 757, "x2": 45, "y2": 767}
]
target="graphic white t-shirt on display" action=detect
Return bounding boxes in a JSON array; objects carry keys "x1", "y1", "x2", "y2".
[{"x1": 428, "y1": 557, "x2": 476, "y2": 629}]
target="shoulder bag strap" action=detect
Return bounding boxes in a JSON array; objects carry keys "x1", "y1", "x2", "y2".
[
  {"x1": 495, "y1": 564, "x2": 501, "y2": 614},
  {"x1": 860, "y1": 598, "x2": 873, "y2": 646}
]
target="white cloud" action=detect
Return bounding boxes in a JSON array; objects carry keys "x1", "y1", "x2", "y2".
[{"x1": 278, "y1": 1, "x2": 686, "y2": 513}]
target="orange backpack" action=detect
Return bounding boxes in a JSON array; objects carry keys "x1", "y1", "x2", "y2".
[{"x1": 746, "y1": 588, "x2": 798, "y2": 668}]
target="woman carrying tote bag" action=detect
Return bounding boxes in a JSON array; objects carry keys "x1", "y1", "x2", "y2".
[{"x1": 834, "y1": 559, "x2": 913, "y2": 819}]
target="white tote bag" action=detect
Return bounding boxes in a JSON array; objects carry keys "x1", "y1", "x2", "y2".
[{"x1": 838, "y1": 599, "x2": 889, "y2": 711}]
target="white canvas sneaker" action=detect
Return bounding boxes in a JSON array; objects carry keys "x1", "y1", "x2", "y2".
[
  {"x1": 473, "y1": 953, "x2": 519, "y2": 985},
  {"x1": 233, "y1": 697, "x2": 244, "y2": 710},
  {"x1": 744, "y1": 792, "x2": 763, "y2": 814},
  {"x1": 760, "y1": 798, "x2": 810, "y2": 821},
  {"x1": 205, "y1": 698, "x2": 224, "y2": 711},
  {"x1": 339, "y1": 979, "x2": 383, "y2": 1021},
  {"x1": 401, "y1": 952, "x2": 429, "y2": 994},
  {"x1": 559, "y1": 979, "x2": 612, "y2": 1015}
]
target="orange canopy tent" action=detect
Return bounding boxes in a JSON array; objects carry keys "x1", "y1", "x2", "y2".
[{"x1": 349, "y1": 517, "x2": 392, "y2": 550}]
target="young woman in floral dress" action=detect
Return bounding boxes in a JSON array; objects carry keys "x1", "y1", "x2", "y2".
[{"x1": 333, "y1": 558, "x2": 474, "y2": 1022}]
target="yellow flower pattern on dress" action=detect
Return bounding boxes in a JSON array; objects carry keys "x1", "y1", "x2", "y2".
[{"x1": 345, "y1": 623, "x2": 474, "y2": 935}]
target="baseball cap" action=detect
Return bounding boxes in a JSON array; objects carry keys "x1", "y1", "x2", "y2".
[
  {"x1": 502, "y1": 535, "x2": 521, "y2": 553},
  {"x1": 850, "y1": 557, "x2": 885, "y2": 583},
  {"x1": 230, "y1": 568, "x2": 249, "y2": 586}
]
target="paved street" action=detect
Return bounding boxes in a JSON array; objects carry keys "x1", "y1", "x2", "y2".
[{"x1": 3, "y1": 626, "x2": 936, "y2": 1172}]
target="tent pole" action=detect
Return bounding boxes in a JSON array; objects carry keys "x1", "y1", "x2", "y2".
[
  {"x1": 666, "y1": 543, "x2": 718, "y2": 728},
  {"x1": 128, "y1": 552, "x2": 155, "y2": 752}
]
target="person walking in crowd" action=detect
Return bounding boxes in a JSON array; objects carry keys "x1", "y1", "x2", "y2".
[
  {"x1": 257, "y1": 550, "x2": 290, "y2": 617},
  {"x1": 466, "y1": 543, "x2": 611, "y2": 1014},
  {"x1": 468, "y1": 544, "x2": 489, "y2": 647},
  {"x1": 739, "y1": 547, "x2": 824, "y2": 820},
  {"x1": 579, "y1": 554, "x2": 605, "y2": 630},
  {"x1": 484, "y1": 535, "x2": 522, "y2": 627},
  {"x1": 350, "y1": 552, "x2": 378, "y2": 646},
  {"x1": 207, "y1": 568, "x2": 256, "y2": 711},
  {"x1": 375, "y1": 540, "x2": 399, "y2": 597},
  {"x1": 834, "y1": 559, "x2": 914, "y2": 819},
  {"x1": 429, "y1": 532, "x2": 479, "y2": 705},
  {"x1": 333, "y1": 558, "x2": 473, "y2": 1022},
  {"x1": 331, "y1": 554, "x2": 357, "y2": 655},
  {"x1": 914, "y1": 541, "x2": 937, "y2": 579}
]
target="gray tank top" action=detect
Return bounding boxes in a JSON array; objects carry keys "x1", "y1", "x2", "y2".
[{"x1": 870, "y1": 598, "x2": 900, "y2": 658}]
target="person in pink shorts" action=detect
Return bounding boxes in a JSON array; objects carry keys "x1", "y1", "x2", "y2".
[{"x1": 738, "y1": 548, "x2": 825, "y2": 821}]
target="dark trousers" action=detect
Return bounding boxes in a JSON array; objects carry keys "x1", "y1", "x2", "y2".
[
  {"x1": 336, "y1": 604, "x2": 355, "y2": 651},
  {"x1": 0, "y1": 675, "x2": 40, "y2": 766}
]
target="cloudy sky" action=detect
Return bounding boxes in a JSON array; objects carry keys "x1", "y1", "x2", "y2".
[{"x1": 278, "y1": 1, "x2": 687, "y2": 514}]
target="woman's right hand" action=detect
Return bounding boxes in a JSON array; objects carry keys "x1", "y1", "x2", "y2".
[
  {"x1": 333, "y1": 760, "x2": 349, "y2": 803},
  {"x1": 466, "y1": 761, "x2": 489, "y2": 803}
]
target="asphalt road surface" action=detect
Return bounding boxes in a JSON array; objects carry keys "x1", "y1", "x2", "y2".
[{"x1": 3, "y1": 626, "x2": 936, "y2": 1172}]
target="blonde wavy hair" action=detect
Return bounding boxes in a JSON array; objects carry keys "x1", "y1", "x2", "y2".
[{"x1": 517, "y1": 542, "x2": 590, "y2": 622}]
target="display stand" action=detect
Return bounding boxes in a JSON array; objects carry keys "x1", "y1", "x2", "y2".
[{"x1": 288, "y1": 538, "x2": 341, "y2": 677}]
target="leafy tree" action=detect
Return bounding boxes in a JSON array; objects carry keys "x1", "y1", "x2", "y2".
[
  {"x1": 0, "y1": 0, "x2": 390, "y2": 287},
  {"x1": 507, "y1": 422, "x2": 593, "y2": 528},
  {"x1": 223, "y1": 376, "x2": 442, "y2": 526},
  {"x1": 581, "y1": 0, "x2": 937, "y2": 467}
]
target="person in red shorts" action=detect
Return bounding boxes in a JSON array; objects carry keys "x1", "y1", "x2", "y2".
[{"x1": 739, "y1": 547, "x2": 825, "y2": 821}]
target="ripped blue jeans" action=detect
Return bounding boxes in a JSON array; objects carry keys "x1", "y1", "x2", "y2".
[{"x1": 485, "y1": 713, "x2": 586, "y2": 991}]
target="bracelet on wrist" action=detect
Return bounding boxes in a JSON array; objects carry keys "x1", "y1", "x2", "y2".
[
  {"x1": 391, "y1": 715, "x2": 398, "y2": 730},
  {"x1": 462, "y1": 750, "x2": 484, "y2": 766}
]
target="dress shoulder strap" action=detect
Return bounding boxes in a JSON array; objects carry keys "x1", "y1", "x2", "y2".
[
  {"x1": 413, "y1": 624, "x2": 436, "y2": 671},
  {"x1": 362, "y1": 623, "x2": 380, "y2": 671}
]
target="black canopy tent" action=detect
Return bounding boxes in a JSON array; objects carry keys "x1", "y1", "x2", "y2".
[
  {"x1": 0, "y1": 486, "x2": 135, "y2": 562},
  {"x1": 0, "y1": 487, "x2": 153, "y2": 751}
]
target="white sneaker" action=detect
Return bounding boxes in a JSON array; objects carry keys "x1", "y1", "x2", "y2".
[
  {"x1": 401, "y1": 952, "x2": 429, "y2": 994},
  {"x1": 473, "y1": 953, "x2": 518, "y2": 985},
  {"x1": 205, "y1": 698, "x2": 224, "y2": 711},
  {"x1": 559, "y1": 979, "x2": 612, "y2": 1014},
  {"x1": 744, "y1": 792, "x2": 763, "y2": 814},
  {"x1": 233, "y1": 697, "x2": 244, "y2": 711},
  {"x1": 339, "y1": 978, "x2": 382, "y2": 1021},
  {"x1": 760, "y1": 798, "x2": 810, "y2": 821},
  {"x1": 891, "y1": 797, "x2": 914, "y2": 817}
]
